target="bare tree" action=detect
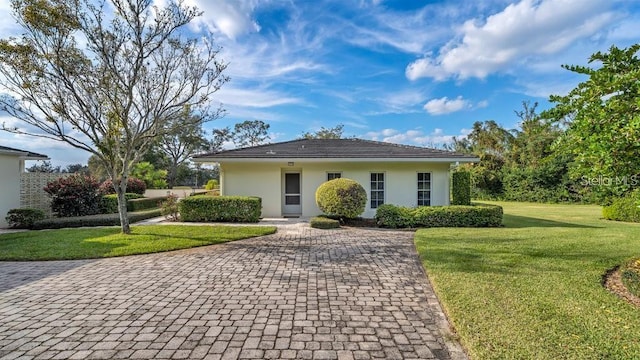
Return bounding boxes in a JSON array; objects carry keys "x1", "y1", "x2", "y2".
[{"x1": 0, "y1": 0, "x2": 228, "y2": 233}]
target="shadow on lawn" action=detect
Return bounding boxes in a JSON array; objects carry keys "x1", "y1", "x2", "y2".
[{"x1": 503, "y1": 214, "x2": 601, "y2": 229}]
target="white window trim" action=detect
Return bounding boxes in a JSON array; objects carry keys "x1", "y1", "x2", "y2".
[
  {"x1": 370, "y1": 172, "x2": 386, "y2": 209},
  {"x1": 326, "y1": 171, "x2": 342, "y2": 181},
  {"x1": 417, "y1": 171, "x2": 432, "y2": 207}
]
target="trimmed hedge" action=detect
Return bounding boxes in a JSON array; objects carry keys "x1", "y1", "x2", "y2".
[
  {"x1": 603, "y1": 190, "x2": 640, "y2": 222},
  {"x1": 376, "y1": 203, "x2": 503, "y2": 228},
  {"x1": 179, "y1": 196, "x2": 261, "y2": 222},
  {"x1": 129, "y1": 196, "x2": 167, "y2": 212},
  {"x1": 310, "y1": 216, "x2": 340, "y2": 229},
  {"x1": 100, "y1": 193, "x2": 145, "y2": 213},
  {"x1": 374, "y1": 204, "x2": 415, "y2": 229},
  {"x1": 452, "y1": 171, "x2": 472, "y2": 205},
  {"x1": 5, "y1": 208, "x2": 46, "y2": 229},
  {"x1": 31, "y1": 209, "x2": 162, "y2": 230},
  {"x1": 315, "y1": 178, "x2": 367, "y2": 219}
]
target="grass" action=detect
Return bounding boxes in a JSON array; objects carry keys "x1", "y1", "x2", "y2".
[
  {"x1": 415, "y1": 201, "x2": 640, "y2": 360},
  {"x1": 0, "y1": 225, "x2": 276, "y2": 260}
]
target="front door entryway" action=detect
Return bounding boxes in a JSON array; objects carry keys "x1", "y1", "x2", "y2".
[{"x1": 283, "y1": 172, "x2": 302, "y2": 216}]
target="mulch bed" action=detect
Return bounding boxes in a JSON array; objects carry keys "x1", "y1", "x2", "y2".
[{"x1": 603, "y1": 266, "x2": 640, "y2": 308}]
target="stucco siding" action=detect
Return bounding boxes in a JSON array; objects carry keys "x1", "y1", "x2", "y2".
[
  {"x1": 0, "y1": 155, "x2": 21, "y2": 227},
  {"x1": 218, "y1": 161, "x2": 452, "y2": 219},
  {"x1": 220, "y1": 163, "x2": 282, "y2": 218}
]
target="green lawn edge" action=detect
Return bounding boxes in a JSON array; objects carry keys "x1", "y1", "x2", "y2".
[
  {"x1": 415, "y1": 201, "x2": 640, "y2": 360},
  {"x1": 0, "y1": 225, "x2": 277, "y2": 261}
]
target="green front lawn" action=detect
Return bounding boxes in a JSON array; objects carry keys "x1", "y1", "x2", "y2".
[
  {"x1": 0, "y1": 225, "x2": 276, "y2": 260},
  {"x1": 416, "y1": 202, "x2": 640, "y2": 359}
]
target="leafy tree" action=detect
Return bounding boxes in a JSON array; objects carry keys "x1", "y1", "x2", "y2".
[
  {"x1": 0, "y1": 0, "x2": 227, "y2": 233},
  {"x1": 131, "y1": 162, "x2": 168, "y2": 189},
  {"x1": 300, "y1": 124, "x2": 344, "y2": 139},
  {"x1": 210, "y1": 127, "x2": 232, "y2": 152},
  {"x1": 510, "y1": 101, "x2": 562, "y2": 168},
  {"x1": 157, "y1": 109, "x2": 209, "y2": 188},
  {"x1": 233, "y1": 120, "x2": 270, "y2": 147},
  {"x1": 456, "y1": 120, "x2": 513, "y2": 198},
  {"x1": 64, "y1": 163, "x2": 90, "y2": 174},
  {"x1": 543, "y1": 44, "x2": 640, "y2": 202},
  {"x1": 26, "y1": 160, "x2": 60, "y2": 173},
  {"x1": 87, "y1": 154, "x2": 108, "y2": 181}
]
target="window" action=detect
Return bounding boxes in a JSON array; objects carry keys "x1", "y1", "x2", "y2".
[
  {"x1": 370, "y1": 172, "x2": 385, "y2": 209},
  {"x1": 327, "y1": 172, "x2": 342, "y2": 181},
  {"x1": 417, "y1": 172, "x2": 431, "y2": 206}
]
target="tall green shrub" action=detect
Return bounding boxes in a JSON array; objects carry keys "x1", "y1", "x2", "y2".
[
  {"x1": 44, "y1": 174, "x2": 103, "y2": 217},
  {"x1": 452, "y1": 171, "x2": 471, "y2": 205},
  {"x1": 315, "y1": 178, "x2": 367, "y2": 219}
]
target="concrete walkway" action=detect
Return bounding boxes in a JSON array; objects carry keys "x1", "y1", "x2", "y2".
[{"x1": 0, "y1": 224, "x2": 466, "y2": 360}]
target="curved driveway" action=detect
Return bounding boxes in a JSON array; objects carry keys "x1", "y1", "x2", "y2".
[{"x1": 0, "y1": 225, "x2": 466, "y2": 360}]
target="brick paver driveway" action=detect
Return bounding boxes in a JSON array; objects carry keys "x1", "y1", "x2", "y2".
[{"x1": 0, "y1": 225, "x2": 466, "y2": 360}]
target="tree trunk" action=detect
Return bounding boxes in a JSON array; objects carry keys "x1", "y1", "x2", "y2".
[
  {"x1": 168, "y1": 161, "x2": 177, "y2": 188},
  {"x1": 116, "y1": 181, "x2": 131, "y2": 234}
]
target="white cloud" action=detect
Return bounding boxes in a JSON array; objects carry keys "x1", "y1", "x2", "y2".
[
  {"x1": 215, "y1": 86, "x2": 303, "y2": 108},
  {"x1": 0, "y1": 1, "x2": 21, "y2": 38},
  {"x1": 364, "y1": 127, "x2": 468, "y2": 147},
  {"x1": 183, "y1": 0, "x2": 261, "y2": 39},
  {"x1": 406, "y1": 0, "x2": 616, "y2": 81},
  {"x1": 423, "y1": 96, "x2": 470, "y2": 115}
]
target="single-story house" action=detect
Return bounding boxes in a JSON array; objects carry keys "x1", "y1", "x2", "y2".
[
  {"x1": 0, "y1": 145, "x2": 49, "y2": 227},
  {"x1": 192, "y1": 138, "x2": 478, "y2": 218}
]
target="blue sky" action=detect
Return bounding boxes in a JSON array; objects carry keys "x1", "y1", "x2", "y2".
[{"x1": 1, "y1": 0, "x2": 639, "y2": 167}]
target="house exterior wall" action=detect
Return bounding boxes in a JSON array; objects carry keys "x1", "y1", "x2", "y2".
[
  {"x1": 220, "y1": 161, "x2": 451, "y2": 218},
  {"x1": 0, "y1": 154, "x2": 22, "y2": 228}
]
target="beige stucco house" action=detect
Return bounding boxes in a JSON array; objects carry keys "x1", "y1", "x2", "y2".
[
  {"x1": 193, "y1": 138, "x2": 478, "y2": 218},
  {"x1": 0, "y1": 145, "x2": 48, "y2": 227}
]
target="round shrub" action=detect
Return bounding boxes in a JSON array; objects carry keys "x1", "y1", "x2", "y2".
[
  {"x1": 5, "y1": 208, "x2": 46, "y2": 229},
  {"x1": 315, "y1": 178, "x2": 367, "y2": 219},
  {"x1": 100, "y1": 177, "x2": 147, "y2": 195}
]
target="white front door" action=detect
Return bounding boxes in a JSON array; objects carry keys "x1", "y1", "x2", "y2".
[{"x1": 283, "y1": 172, "x2": 302, "y2": 215}]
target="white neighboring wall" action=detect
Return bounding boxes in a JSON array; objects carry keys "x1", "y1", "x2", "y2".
[
  {"x1": 219, "y1": 161, "x2": 452, "y2": 218},
  {"x1": 0, "y1": 154, "x2": 22, "y2": 228}
]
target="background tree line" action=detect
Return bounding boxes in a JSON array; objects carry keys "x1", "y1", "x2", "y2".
[{"x1": 453, "y1": 44, "x2": 640, "y2": 205}]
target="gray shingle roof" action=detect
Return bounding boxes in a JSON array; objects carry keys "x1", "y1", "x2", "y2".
[
  {"x1": 0, "y1": 145, "x2": 49, "y2": 159},
  {"x1": 193, "y1": 138, "x2": 477, "y2": 161}
]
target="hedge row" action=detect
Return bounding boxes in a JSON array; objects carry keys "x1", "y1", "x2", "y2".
[
  {"x1": 375, "y1": 203, "x2": 503, "y2": 228},
  {"x1": 31, "y1": 209, "x2": 162, "y2": 230},
  {"x1": 179, "y1": 196, "x2": 261, "y2": 222},
  {"x1": 100, "y1": 194, "x2": 166, "y2": 213},
  {"x1": 603, "y1": 190, "x2": 640, "y2": 223},
  {"x1": 310, "y1": 216, "x2": 340, "y2": 229}
]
